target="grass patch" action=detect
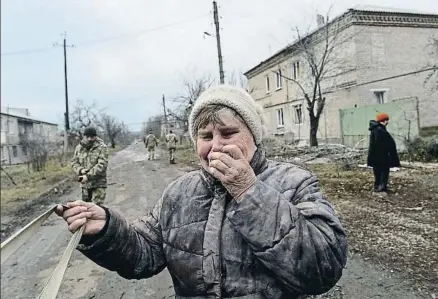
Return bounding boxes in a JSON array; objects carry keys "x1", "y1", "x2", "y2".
[
  {"x1": 1, "y1": 160, "x2": 72, "y2": 206},
  {"x1": 174, "y1": 146, "x2": 198, "y2": 167},
  {"x1": 108, "y1": 144, "x2": 124, "y2": 155}
]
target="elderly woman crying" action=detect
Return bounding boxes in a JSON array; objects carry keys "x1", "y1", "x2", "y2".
[{"x1": 57, "y1": 85, "x2": 348, "y2": 299}]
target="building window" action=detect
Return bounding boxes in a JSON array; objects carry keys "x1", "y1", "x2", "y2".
[
  {"x1": 291, "y1": 62, "x2": 300, "y2": 80},
  {"x1": 12, "y1": 146, "x2": 18, "y2": 158},
  {"x1": 373, "y1": 90, "x2": 387, "y2": 104},
  {"x1": 265, "y1": 76, "x2": 271, "y2": 93},
  {"x1": 276, "y1": 108, "x2": 284, "y2": 127},
  {"x1": 22, "y1": 145, "x2": 27, "y2": 156},
  {"x1": 294, "y1": 104, "x2": 303, "y2": 124},
  {"x1": 275, "y1": 70, "x2": 282, "y2": 89}
]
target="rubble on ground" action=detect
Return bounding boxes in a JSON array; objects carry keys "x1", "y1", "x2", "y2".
[{"x1": 264, "y1": 141, "x2": 367, "y2": 165}]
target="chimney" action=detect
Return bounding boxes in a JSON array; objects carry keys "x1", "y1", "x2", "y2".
[{"x1": 317, "y1": 14, "x2": 325, "y2": 27}]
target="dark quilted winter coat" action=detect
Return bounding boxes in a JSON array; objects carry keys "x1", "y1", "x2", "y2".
[
  {"x1": 78, "y1": 148, "x2": 348, "y2": 298},
  {"x1": 367, "y1": 120, "x2": 401, "y2": 168}
]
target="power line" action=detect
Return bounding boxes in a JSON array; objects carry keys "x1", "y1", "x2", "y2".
[
  {"x1": 75, "y1": 13, "x2": 209, "y2": 46},
  {"x1": 1, "y1": 13, "x2": 210, "y2": 56},
  {"x1": 0, "y1": 47, "x2": 55, "y2": 56}
]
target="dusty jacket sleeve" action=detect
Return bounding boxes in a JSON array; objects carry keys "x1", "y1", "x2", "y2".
[
  {"x1": 226, "y1": 169, "x2": 348, "y2": 295},
  {"x1": 87, "y1": 147, "x2": 109, "y2": 180},
  {"x1": 70, "y1": 145, "x2": 83, "y2": 175},
  {"x1": 77, "y1": 198, "x2": 166, "y2": 279}
]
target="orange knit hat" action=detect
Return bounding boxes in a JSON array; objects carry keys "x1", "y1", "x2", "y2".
[{"x1": 376, "y1": 112, "x2": 389, "y2": 122}]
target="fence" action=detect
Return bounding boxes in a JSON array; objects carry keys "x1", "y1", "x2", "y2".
[{"x1": 339, "y1": 97, "x2": 419, "y2": 150}]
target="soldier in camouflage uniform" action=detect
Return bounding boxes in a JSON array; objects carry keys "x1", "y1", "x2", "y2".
[
  {"x1": 71, "y1": 127, "x2": 109, "y2": 205},
  {"x1": 165, "y1": 129, "x2": 178, "y2": 164},
  {"x1": 143, "y1": 130, "x2": 158, "y2": 160}
]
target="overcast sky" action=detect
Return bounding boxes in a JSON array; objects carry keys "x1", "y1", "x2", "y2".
[{"x1": 2, "y1": 0, "x2": 437, "y2": 131}]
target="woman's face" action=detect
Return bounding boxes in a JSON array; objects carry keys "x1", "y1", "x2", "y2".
[{"x1": 196, "y1": 109, "x2": 256, "y2": 171}]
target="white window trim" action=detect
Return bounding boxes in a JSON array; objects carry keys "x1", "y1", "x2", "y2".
[
  {"x1": 291, "y1": 62, "x2": 300, "y2": 81},
  {"x1": 276, "y1": 108, "x2": 284, "y2": 128},
  {"x1": 293, "y1": 104, "x2": 304, "y2": 125},
  {"x1": 265, "y1": 75, "x2": 271, "y2": 94},
  {"x1": 371, "y1": 88, "x2": 390, "y2": 104},
  {"x1": 275, "y1": 70, "x2": 282, "y2": 90}
]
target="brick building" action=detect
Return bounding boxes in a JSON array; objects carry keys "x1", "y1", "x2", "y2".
[{"x1": 244, "y1": 6, "x2": 438, "y2": 146}]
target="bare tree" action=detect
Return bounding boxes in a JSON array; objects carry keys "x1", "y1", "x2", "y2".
[
  {"x1": 279, "y1": 12, "x2": 355, "y2": 146},
  {"x1": 228, "y1": 70, "x2": 256, "y2": 94},
  {"x1": 99, "y1": 113, "x2": 122, "y2": 148},
  {"x1": 115, "y1": 122, "x2": 135, "y2": 146},
  {"x1": 168, "y1": 75, "x2": 215, "y2": 132},
  {"x1": 70, "y1": 99, "x2": 102, "y2": 138},
  {"x1": 425, "y1": 37, "x2": 438, "y2": 92},
  {"x1": 19, "y1": 133, "x2": 52, "y2": 172},
  {"x1": 145, "y1": 116, "x2": 163, "y2": 138}
]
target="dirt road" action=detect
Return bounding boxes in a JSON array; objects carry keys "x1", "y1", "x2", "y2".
[{"x1": 0, "y1": 145, "x2": 429, "y2": 299}]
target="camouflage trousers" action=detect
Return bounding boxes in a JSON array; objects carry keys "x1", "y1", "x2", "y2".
[
  {"x1": 147, "y1": 146, "x2": 155, "y2": 160},
  {"x1": 168, "y1": 147, "x2": 176, "y2": 163},
  {"x1": 82, "y1": 187, "x2": 106, "y2": 205}
]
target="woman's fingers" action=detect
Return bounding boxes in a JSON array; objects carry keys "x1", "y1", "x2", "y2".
[
  {"x1": 221, "y1": 145, "x2": 245, "y2": 160},
  {"x1": 209, "y1": 159, "x2": 229, "y2": 173},
  {"x1": 68, "y1": 218, "x2": 87, "y2": 233},
  {"x1": 63, "y1": 206, "x2": 89, "y2": 220},
  {"x1": 66, "y1": 211, "x2": 92, "y2": 225},
  {"x1": 209, "y1": 166, "x2": 226, "y2": 182},
  {"x1": 208, "y1": 152, "x2": 235, "y2": 167},
  {"x1": 66, "y1": 200, "x2": 94, "y2": 209}
]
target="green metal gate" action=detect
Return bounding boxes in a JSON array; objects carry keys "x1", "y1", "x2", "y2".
[{"x1": 339, "y1": 97, "x2": 419, "y2": 150}]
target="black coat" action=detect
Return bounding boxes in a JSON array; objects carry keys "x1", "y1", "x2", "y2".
[{"x1": 367, "y1": 120, "x2": 401, "y2": 168}]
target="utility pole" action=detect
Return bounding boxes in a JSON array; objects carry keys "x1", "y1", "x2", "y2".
[
  {"x1": 213, "y1": 1, "x2": 225, "y2": 84},
  {"x1": 54, "y1": 32, "x2": 74, "y2": 157},
  {"x1": 162, "y1": 94, "x2": 168, "y2": 136},
  {"x1": 162, "y1": 94, "x2": 168, "y2": 123}
]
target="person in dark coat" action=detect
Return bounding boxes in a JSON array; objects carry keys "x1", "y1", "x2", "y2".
[
  {"x1": 56, "y1": 85, "x2": 347, "y2": 299},
  {"x1": 367, "y1": 112, "x2": 401, "y2": 193}
]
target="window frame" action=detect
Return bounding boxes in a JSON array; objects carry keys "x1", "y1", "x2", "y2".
[
  {"x1": 12, "y1": 146, "x2": 18, "y2": 158},
  {"x1": 371, "y1": 88, "x2": 389, "y2": 104},
  {"x1": 265, "y1": 75, "x2": 271, "y2": 93},
  {"x1": 294, "y1": 104, "x2": 304, "y2": 124},
  {"x1": 275, "y1": 70, "x2": 282, "y2": 90},
  {"x1": 276, "y1": 108, "x2": 284, "y2": 127},
  {"x1": 291, "y1": 61, "x2": 300, "y2": 80}
]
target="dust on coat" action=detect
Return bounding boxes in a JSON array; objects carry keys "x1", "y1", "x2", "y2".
[
  {"x1": 367, "y1": 120, "x2": 400, "y2": 168},
  {"x1": 78, "y1": 148, "x2": 348, "y2": 298},
  {"x1": 71, "y1": 137, "x2": 109, "y2": 189}
]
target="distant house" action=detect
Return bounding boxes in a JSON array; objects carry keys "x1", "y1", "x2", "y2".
[
  {"x1": 1, "y1": 107, "x2": 60, "y2": 164},
  {"x1": 160, "y1": 116, "x2": 188, "y2": 144},
  {"x1": 245, "y1": 6, "x2": 438, "y2": 147}
]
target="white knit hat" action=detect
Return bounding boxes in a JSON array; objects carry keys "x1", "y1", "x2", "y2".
[{"x1": 188, "y1": 84, "x2": 265, "y2": 145}]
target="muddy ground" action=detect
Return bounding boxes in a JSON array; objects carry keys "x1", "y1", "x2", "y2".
[
  {"x1": 284, "y1": 160, "x2": 438, "y2": 298},
  {"x1": 1, "y1": 144, "x2": 437, "y2": 298},
  {"x1": 0, "y1": 178, "x2": 74, "y2": 243}
]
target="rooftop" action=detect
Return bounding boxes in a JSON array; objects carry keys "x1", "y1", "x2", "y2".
[
  {"x1": 244, "y1": 6, "x2": 438, "y2": 77},
  {"x1": 351, "y1": 4, "x2": 436, "y2": 15},
  {"x1": 1, "y1": 109, "x2": 58, "y2": 126}
]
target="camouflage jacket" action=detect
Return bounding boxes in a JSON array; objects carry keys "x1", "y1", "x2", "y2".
[
  {"x1": 144, "y1": 134, "x2": 158, "y2": 148},
  {"x1": 71, "y1": 137, "x2": 108, "y2": 189},
  {"x1": 78, "y1": 148, "x2": 348, "y2": 298},
  {"x1": 166, "y1": 133, "x2": 177, "y2": 149}
]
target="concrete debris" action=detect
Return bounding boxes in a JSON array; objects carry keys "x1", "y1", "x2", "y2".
[{"x1": 266, "y1": 142, "x2": 367, "y2": 165}]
